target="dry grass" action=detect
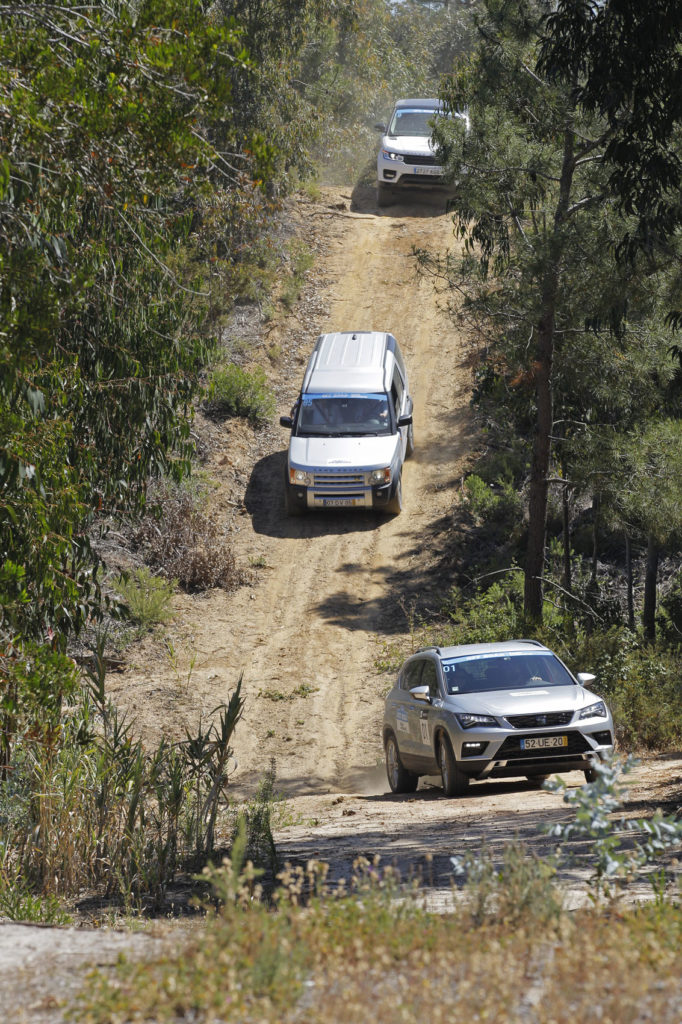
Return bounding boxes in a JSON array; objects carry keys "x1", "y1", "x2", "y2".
[
  {"x1": 132, "y1": 481, "x2": 248, "y2": 592},
  {"x1": 75, "y1": 862, "x2": 682, "y2": 1023}
]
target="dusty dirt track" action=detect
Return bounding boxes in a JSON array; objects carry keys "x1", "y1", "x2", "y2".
[
  {"x1": 3, "y1": 185, "x2": 682, "y2": 1023},
  {"x1": 108, "y1": 182, "x2": 477, "y2": 795}
]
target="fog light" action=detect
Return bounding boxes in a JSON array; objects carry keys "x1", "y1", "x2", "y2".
[{"x1": 462, "y1": 741, "x2": 488, "y2": 757}]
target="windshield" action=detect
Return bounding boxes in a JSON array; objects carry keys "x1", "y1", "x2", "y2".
[
  {"x1": 297, "y1": 393, "x2": 392, "y2": 436},
  {"x1": 440, "y1": 652, "x2": 575, "y2": 695},
  {"x1": 388, "y1": 107, "x2": 439, "y2": 137}
]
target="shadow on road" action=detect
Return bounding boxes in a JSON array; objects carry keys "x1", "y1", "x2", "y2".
[
  {"x1": 350, "y1": 181, "x2": 452, "y2": 218},
  {"x1": 244, "y1": 449, "x2": 385, "y2": 540}
]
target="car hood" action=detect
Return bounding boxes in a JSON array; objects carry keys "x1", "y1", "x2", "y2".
[
  {"x1": 383, "y1": 134, "x2": 436, "y2": 158},
  {"x1": 289, "y1": 434, "x2": 400, "y2": 472},
  {"x1": 443, "y1": 684, "x2": 602, "y2": 719}
]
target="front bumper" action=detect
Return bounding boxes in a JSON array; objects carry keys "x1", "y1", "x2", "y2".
[
  {"x1": 287, "y1": 465, "x2": 400, "y2": 510},
  {"x1": 453, "y1": 726, "x2": 614, "y2": 779},
  {"x1": 378, "y1": 152, "x2": 447, "y2": 189}
]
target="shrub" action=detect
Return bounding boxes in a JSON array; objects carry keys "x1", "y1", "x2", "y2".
[
  {"x1": 206, "y1": 363, "x2": 275, "y2": 425},
  {"x1": 113, "y1": 567, "x2": 176, "y2": 626},
  {"x1": 133, "y1": 480, "x2": 247, "y2": 592}
]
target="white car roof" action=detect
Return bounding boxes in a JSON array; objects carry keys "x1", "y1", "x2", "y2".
[{"x1": 303, "y1": 331, "x2": 396, "y2": 394}]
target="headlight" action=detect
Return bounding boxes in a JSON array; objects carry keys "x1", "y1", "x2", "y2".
[
  {"x1": 290, "y1": 468, "x2": 312, "y2": 485},
  {"x1": 579, "y1": 701, "x2": 607, "y2": 720},
  {"x1": 370, "y1": 467, "x2": 391, "y2": 484},
  {"x1": 455, "y1": 713, "x2": 498, "y2": 730},
  {"x1": 381, "y1": 149, "x2": 404, "y2": 162}
]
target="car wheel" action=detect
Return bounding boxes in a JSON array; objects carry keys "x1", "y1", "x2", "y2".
[
  {"x1": 405, "y1": 422, "x2": 415, "y2": 459},
  {"x1": 584, "y1": 767, "x2": 598, "y2": 783},
  {"x1": 525, "y1": 774, "x2": 550, "y2": 787},
  {"x1": 438, "y1": 734, "x2": 469, "y2": 797},
  {"x1": 284, "y1": 467, "x2": 305, "y2": 517},
  {"x1": 384, "y1": 475, "x2": 402, "y2": 516},
  {"x1": 385, "y1": 733, "x2": 418, "y2": 794},
  {"x1": 377, "y1": 183, "x2": 394, "y2": 208}
]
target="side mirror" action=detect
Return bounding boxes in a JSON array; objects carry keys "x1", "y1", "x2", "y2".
[
  {"x1": 374, "y1": 122, "x2": 387, "y2": 133},
  {"x1": 397, "y1": 413, "x2": 412, "y2": 427},
  {"x1": 410, "y1": 685, "x2": 431, "y2": 703},
  {"x1": 279, "y1": 415, "x2": 293, "y2": 429},
  {"x1": 576, "y1": 672, "x2": 596, "y2": 687}
]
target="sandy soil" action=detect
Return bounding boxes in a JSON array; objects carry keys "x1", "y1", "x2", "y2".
[
  {"x1": 3, "y1": 184, "x2": 682, "y2": 1022},
  {"x1": 107, "y1": 182, "x2": 477, "y2": 796}
]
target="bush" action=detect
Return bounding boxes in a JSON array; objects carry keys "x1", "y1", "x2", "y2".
[
  {"x1": 133, "y1": 480, "x2": 247, "y2": 592},
  {"x1": 463, "y1": 474, "x2": 522, "y2": 526},
  {"x1": 206, "y1": 363, "x2": 275, "y2": 426},
  {"x1": 113, "y1": 567, "x2": 176, "y2": 626}
]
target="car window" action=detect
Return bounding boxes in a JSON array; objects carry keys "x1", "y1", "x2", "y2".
[
  {"x1": 420, "y1": 660, "x2": 439, "y2": 697},
  {"x1": 389, "y1": 108, "x2": 438, "y2": 137},
  {"x1": 400, "y1": 660, "x2": 423, "y2": 690},
  {"x1": 297, "y1": 393, "x2": 391, "y2": 436},
  {"x1": 391, "y1": 367, "x2": 404, "y2": 418},
  {"x1": 440, "y1": 652, "x2": 575, "y2": 694}
]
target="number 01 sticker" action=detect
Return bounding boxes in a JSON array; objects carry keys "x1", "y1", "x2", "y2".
[{"x1": 420, "y1": 719, "x2": 430, "y2": 745}]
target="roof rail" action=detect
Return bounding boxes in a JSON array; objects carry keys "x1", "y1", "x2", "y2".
[
  {"x1": 516, "y1": 638, "x2": 545, "y2": 647},
  {"x1": 416, "y1": 646, "x2": 441, "y2": 654}
]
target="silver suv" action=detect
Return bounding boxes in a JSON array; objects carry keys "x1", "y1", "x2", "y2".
[
  {"x1": 375, "y1": 97, "x2": 468, "y2": 207},
  {"x1": 383, "y1": 640, "x2": 614, "y2": 796},
  {"x1": 280, "y1": 331, "x2": 413, "y2": 516}
]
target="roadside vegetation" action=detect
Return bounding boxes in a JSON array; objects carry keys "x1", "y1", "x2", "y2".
[
  {"x1": 2, "y1": 10, "x2": 682, "y2": 1022},
  {"x1": 75, "y1": 760, "x2": 682, "y2": 1021}
]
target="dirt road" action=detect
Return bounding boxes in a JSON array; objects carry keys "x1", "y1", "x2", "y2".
[{"x1": 109, "y1": 183, "x2": 477, "y2": 795}]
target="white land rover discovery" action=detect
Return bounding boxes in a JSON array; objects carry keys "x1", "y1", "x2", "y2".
[
  {"x1": 375, "y1": 97, "x2": 468, "y2": 207},
  {"x1": 279, "y1": 331, "x2": 414, "y2": 516}
]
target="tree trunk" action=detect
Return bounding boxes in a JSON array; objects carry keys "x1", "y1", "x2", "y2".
[
  {"x1": 625, "y1": 533, "x2": 635, "y2": 630},
  {"x1": 562, "y1": 482, "x2": 572, "y2": 595},
  {"x1": 524, "y1": 130, "x2": 575, "y2": 621},
  {"x1": 642, "y1": 533, "x2": 659, "y2": 641}
]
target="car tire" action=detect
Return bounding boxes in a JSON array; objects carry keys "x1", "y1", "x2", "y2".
[
  {"x1": 284, "y1": 467, "x2": 305, "y2": 517},
  {"x1": 405, "y1": 422, "x2": 415, "y2": 459},
  {"x1": 525, "y1": 774, "x2": 550, "y2": 787},
  {"x1": 438, "y1": 734, "x2": 469, "y2": 797},
  {"x1": 384, "y1": 475, "x2": 402, "y2": 516},
  {"x1": 584, "y1": 767, "x2": 598, "y2": 783},
  {"x1": 385, "y1": 732, "x2": 418, "y2": 794},
  {"x1": 377, "y1": 183, "x2": 394, "y2": 208}
]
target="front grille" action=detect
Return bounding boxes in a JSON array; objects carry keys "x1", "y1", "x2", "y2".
[
  {"x1": 506, "y1": 711, "x2": 574, "y2": 729},
  {"x1": 398, "y1": 173, "x2": 444, "y2": 186},
  {"x1": 399, "y1": 153, "x2": 438, "y2": 166},
  {"x1": 496, "y1": 731, "x2": 590, "y2": 760},
  {"x1": 312, "y1": 472, "x2": 365, "y2": 491}
]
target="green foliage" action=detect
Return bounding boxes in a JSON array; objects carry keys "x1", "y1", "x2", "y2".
[
  {"x1": 0, "y1": 671, "x2": 246, "y2": 906},
  {"x1": 0, "y1": 867, "x2": 72, "y2": 924},
  {"x1": 207, "y1": 363, "x2": 276, "y2": 425},
  {"x1": 450, "y1": 840, "x2": 563, "y2": 927},
  {"x1": 114, "y1": 568, "x2": 176, "y2": 627},
  {"x1": 546, "y1": 753, "x2": 682, "y2": 898},
  {"x1": 463, "y1": 474, "x2": 522, "y2": 526}
]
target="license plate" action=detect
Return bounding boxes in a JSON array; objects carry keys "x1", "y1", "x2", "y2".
[
  {"x1": 413, "y1": 166, "x2": 440, "y2": 175},
  {"x1": 322, "y1": 498, "x2": 357, "y2": 507},
  {"x1": 521, "y1": 735, "x2": 568, "y2": 750}
]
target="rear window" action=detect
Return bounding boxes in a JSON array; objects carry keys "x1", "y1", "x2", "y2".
[{"x1": 440, "y1": 652, "x2": 574, "y2": 695}]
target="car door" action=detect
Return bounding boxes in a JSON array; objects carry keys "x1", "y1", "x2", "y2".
[
  {"x1": 394, "y1": 660, "x2": 424, "y2": 768},
  {"x1": 410, "y1": 658, "x2": 441, "y2": 771}
]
